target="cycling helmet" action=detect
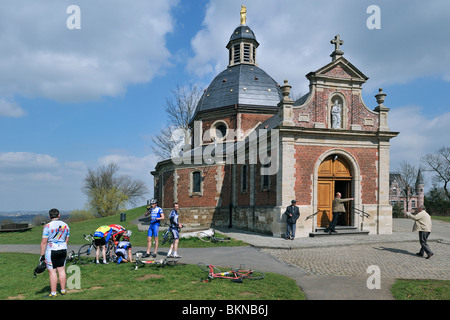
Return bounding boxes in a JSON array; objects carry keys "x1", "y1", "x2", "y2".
[
  {"x1": 124, "y1": 230, "x2": 132, "y2": 237},
  {"x1": 33, "y1": 260, "x2": 47, "y2": 278},
  {"x1": 123, "y1": 236, "x2": 130, "y2": 241},
  {"x1": 150, "y1": 198, "x2": 157, "y2": 204}
]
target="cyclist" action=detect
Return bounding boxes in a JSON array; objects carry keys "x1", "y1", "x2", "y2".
[
  {"x1": 144, "y1": 198, "x2": 164, "y2": 257},
  {"x1": 109, "y1": 224, "x2": 126, "y2": 244},
  {"x1": 115, "y1": 231, "x2": 133, "y2": 264},
  {"x1": 167, "y1": 202, "x2": 182, "y2": 258},
  {"x1": 40, "y1": 208, "x2": 70, "y2": 298},
  {"x1": 93, "y1": 225, "x2": 113, "y2": 264}
]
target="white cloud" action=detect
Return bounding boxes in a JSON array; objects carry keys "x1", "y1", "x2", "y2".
[
  {"x1": 0, "y1": 0, "x2": 178, "y2": 103},
  {"x1": 389, "y1": 106, "x2": 450, "y2": 172},
  {"x1": 98, "y1": 153, "x2": 158, "y2": 182},
  {"x1": 0, "y1": 99, "x2": 25, "y2": 117},
  {"x1": 187, "y1": 0, "x2": 450, "y2": 93}
]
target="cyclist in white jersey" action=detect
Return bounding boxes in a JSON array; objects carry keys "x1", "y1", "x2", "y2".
[{"x1": 40, "y1": 208, "x2": 70, "y2": 298}]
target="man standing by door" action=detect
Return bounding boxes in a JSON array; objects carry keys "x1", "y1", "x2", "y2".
[
  {"x1": 325, "y1": 192, "x2": 354, "y2": 234},
  {"x1": 285, "y1": 200, "x2": 300, "y2": 240}
]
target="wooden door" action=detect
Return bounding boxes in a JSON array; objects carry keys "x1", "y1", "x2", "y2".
[
  {"x1": 317, "y1": 180, "x2": 333, "y2": 227},
  {"x1": 317, "y1": 156, "x2": 352, "y2": 228}
]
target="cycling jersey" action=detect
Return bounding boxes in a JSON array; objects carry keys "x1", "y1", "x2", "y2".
[
  {"x1": 149, "y1": 207, "x2": 163, "y2": 225},
  {"x1": 169, "y1": 210, "x2": 179, "y2": 229},
  {"x1": 109, "y1": 224, "x2": 126, "y2": 243},
  {"x1": 94, "y1": 226, "x2": 112, "y2": 242},
  {"x1": 42, "y1": 220, "x2": 70, "y2": 251},
  {"x1": 115, "y1": 240, "x2": 132, "y2": 258}
]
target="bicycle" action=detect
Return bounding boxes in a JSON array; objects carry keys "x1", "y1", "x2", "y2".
[
  {"x1": 198, "y1": 262, "x2": 265, "y2": 282},
  {"x1": 66, "y1": 250, "x2": 78, "y2": 264},
  {"x1": 197, "y1": 229, "x2": 230, "y2": 243},
  {"x1": 77, "y1": 234, "x2": 116, "y2": 264},
  {"x1": 160, "y1": 225, "x2": 183, "y2": 245},
  {"x1": 132, "y1": 251, "x2": 168, "y2": 270}
]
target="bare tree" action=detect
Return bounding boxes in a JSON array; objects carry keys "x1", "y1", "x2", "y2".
[
  {"x1": 396, "y1": 161, "x2": 418, "y2": 212},
  {"x1": 82, "y1": 163, "x2": 149, "y2": 217},
  {"x1": 422, "y1": 146, "x2": 450, "y2": 200},
  {"x1": 152, "y1": 84, "x2": 203, "y2": 160}
]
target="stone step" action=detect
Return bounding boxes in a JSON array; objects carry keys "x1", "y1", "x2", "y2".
[{"x1": 309, "y1": 226, "x2": 369, "y2": 237}]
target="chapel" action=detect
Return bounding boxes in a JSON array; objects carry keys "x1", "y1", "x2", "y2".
[{"x1": 151, "y1": 6, "x2": 399, "y2": 238}]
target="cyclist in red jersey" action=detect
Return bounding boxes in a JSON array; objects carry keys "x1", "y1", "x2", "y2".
[{"x1": 109, "y1": 224, "x2": 126, "y2": 245}]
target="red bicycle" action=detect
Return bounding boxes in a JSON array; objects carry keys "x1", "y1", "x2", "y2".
[{"x1": 198, "y1": 263, "x2": 265, "y2": 282}]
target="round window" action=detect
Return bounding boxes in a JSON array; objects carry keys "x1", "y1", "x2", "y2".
[{"x1": 214, "y1": 123, "x2": 227, "y2": 139}]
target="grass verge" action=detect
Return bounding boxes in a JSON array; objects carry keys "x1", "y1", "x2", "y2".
[
  {"x1": 391, "y1": 279, "x2": 450, "y2": 300},
  {"x1": 1, "y1": 252, "x2": 305, "y2": 300}
]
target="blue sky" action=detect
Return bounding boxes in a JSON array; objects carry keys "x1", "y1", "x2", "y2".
[{"x1": 0, "y1": 0, "x2": 449, "y2": 211}]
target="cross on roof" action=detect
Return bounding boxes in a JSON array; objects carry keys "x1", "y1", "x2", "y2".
[{"x1": 331, "y1": 34, "x2": 344, "y2": 52}]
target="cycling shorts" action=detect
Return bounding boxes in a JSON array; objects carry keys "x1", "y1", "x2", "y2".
[
  {"x1": 45, "y1": 249, "x2": 67, "y2": 270},
  {"x1": 94, "y1": 237, "x2": 106, "y2": 247},
  {"x1": 170, "y1": 228, "x2": 180, "y2": 239},
  {"x1": 147, "y1": 224, "x2": 160, "y2": 237}
]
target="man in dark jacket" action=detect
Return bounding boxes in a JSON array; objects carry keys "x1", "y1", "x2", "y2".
[{"x1": 285, "y1": 200, "x2": 300, "y2": 240}]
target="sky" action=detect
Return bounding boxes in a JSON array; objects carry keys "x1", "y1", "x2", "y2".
[{"x1": 0, "y1": 0, "x2": 449, "y2": 212}]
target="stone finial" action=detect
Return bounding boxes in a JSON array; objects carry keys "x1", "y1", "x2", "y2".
[
  {"x1": 375, "y1": 88, "x2": 386, "y2": 105},
  {"x1": 281, "y1": 79, "x2": 292, "y2": 102}
]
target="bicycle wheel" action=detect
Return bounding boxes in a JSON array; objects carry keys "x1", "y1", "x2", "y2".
[
  {"x1": 198, "y1": 262, "x2": 211, "y2": 273},
  {"x1": 161, "y1": 229, "x2": 173, "y2": 245},
  {"x1": 212, "y1": 236, "x2": 231, "y2": 243},
  {"x1": 197, "y1": 231, "x2": 211, "y2": 242},
  {"x1": 237, "y1": 269, "x2": 265, "y2": 280},
  {"x1": 106, "y1": 240, "x2": 116, "y2": 262},
  {"x1": 78, "y1": 244, "x2": 96, "y2": 265}
]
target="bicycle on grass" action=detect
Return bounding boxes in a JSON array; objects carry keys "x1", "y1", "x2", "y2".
[
  {"x1": 77, "y1": 234, "x2": 116, "y2": 264},
  {"x1": 198, "y1": 262, "x2": 265, "y2": 283},
  {"x1": 132, "y1": 251, "x2": 168, "y2": 270},
  {"x1": 66, "y1": 250, "x2": 78, "y2": 264},
  {"x1": 197, "y1": 229, "x2": 230, "y2": 243}
]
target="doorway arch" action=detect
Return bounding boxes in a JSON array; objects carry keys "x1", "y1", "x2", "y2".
[{"x1": 313, "y1": 150, "x2": 360, "y2": 228}]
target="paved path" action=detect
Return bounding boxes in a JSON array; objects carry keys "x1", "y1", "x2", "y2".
[{"x1": 1, "y1": 218, "x2": 449, "y2": 300}]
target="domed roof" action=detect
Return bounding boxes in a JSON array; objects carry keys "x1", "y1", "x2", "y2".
[
  {"x1": 228, "y1": 25, "x2": 259, "y2": 45},
  {"x1": 194, "y1": 64, "x2": 282, "y2": 114}
]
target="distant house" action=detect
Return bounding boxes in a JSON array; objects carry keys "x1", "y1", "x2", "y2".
[{"x1": 389, "y1": 169, "x2": 424, "y2": 213}]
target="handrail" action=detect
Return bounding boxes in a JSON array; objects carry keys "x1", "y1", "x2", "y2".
[
  {"x1": 353, "y1": 207, "x2": 370, "y2": 218},
  {"x1": 305, "y1": 210, "x2": 322, "y2": 221}
]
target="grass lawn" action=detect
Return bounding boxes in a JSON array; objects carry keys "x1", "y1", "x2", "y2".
[
  {"x1": 0, "y1": 205, "x2": 246, "y2": 247},
  {"x1": 1, "y1": 252, "x2": 305, "y2": 300},
  {"x1": 391, "y1": 279, "x2": 450, "y2": 300}
]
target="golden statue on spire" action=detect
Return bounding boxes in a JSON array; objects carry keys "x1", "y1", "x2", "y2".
[{"x1": 240, "y1": 5, "x2": 247, "y2": 25}]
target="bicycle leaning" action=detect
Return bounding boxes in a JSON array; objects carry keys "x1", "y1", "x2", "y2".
[
  {"x1": 196, "y1": 229, "x2": 230, "y2": 243},
  {"x1": 198, "y1": 262, "x2": 265, "y2": 283},
  {"x1": 160, "y1": 224, "x2": 183, "y2": 245},
  {"x1": 77, "y1": 234, "x2": 116, "y2": 264}
]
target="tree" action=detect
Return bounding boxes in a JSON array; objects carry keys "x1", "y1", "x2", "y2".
[
  {"x1": 152, "y1": 84, "x2": 203, "y2": 160},
  {"x1": 82, "y1": 163, "x2": 148, "y2": 217},
  {"x1": 422, "y1": 146, "x2": 450, "y2": 200},
  {"x1": 424, "y1": 185, "x2": 450, "y2": 216},
  {"x1": 396, "y1": 161, "x2": 418, "y2": 213}
]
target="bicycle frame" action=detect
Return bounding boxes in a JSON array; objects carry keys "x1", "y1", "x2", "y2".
[{"x1": 198, "y1": 263, "x2": 264, "y2": 282}]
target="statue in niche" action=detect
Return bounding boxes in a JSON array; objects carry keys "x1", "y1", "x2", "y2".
[{"x1": 331, "y1": 99, "x2": 342, "y2": 129}]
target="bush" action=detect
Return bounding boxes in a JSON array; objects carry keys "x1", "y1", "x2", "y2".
[{"x1": 69, "y1": 209, "x2": 96, "y2": 222}]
